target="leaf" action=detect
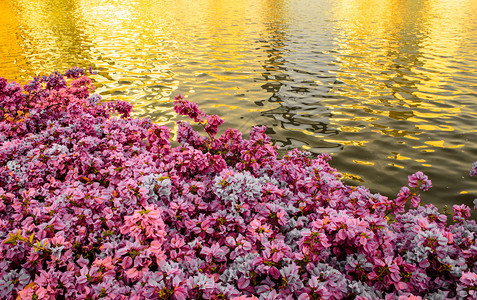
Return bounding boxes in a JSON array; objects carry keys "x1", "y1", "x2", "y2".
[{"x1": 3, "y1": 236, "x2": 17, "y2": 246}]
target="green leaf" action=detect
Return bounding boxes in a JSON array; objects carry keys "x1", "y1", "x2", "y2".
[{"x1": 3, "y1": 236, "x2": 17, "y2": 246}]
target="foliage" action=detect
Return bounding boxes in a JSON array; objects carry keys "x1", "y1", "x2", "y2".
[{"x1": 1, "y1": 69, "x2": 477, "y2": 299}]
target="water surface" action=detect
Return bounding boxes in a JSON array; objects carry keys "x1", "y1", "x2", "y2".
[{"x1": 1, "y1": 0, "x2": 477, "y2": 213}]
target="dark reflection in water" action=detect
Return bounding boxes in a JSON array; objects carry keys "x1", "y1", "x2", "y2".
[{"x1": 1, "y1": 0, "x2": 477, "y2": 214}]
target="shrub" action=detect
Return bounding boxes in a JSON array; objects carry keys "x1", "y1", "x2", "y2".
[{"x1": 1, "y1": 69, "x2": 477, "y2": 299}]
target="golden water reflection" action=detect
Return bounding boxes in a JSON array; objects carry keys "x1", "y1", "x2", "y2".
[{"x1": 326, "y1": 0, "x2": 477, "y2": 200}]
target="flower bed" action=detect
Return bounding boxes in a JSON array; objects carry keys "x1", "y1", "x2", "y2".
[{"x1": 1, "y1": 69, "x2": 477, "y2": 299}]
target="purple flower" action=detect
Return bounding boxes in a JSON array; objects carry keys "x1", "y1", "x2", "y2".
[
  {"x1": 408, "y1": 171, "x2": 432, "y2": 191},
  {"x1": 453, "y1": 204, "x2": 471, "y2": 223},
  {"x1": 64, "y1": 67, "x2": 84, "y2": 78},
  {"x1": 470, "y1": 161, "x2": 477, "y2": 176},
  {"x1": 109, "y1": 100, "x2": 133, "y2": 118},
  {"x1": 368, "y1": 257, "x2": 401, "y2": 287},
  {"x1": 204, "y1": 114, "x2": 224, "y2": 137},
  {"x1": 457, "y1": 271, "x2": 477, "y2": 298},
  {"x1": 173, "y1": 94, "x2": 205, "y2": 122}
]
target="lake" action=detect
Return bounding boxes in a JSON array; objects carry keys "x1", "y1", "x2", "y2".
[{"x1": 1, "y1": 0, "x2": 477, "y2": 214}]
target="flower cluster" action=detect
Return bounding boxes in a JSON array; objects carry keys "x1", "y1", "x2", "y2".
[
  {"x1": 471, "y1": 162, "x2": 477, "y2": 177},
  {"x1": 1, "y1": 69, "x2": 477, "y2": 299}
]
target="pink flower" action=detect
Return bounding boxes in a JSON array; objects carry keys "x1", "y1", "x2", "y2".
[
  {"x1": 204, "y1": 115, "x2": 224, "y2": 137},
  {"x1": 173, "y1": 94, "x2": 205, "y2": 122},
  {"x1": 232, "y1": 296, "x2": 259, "y2": 300},
  {"x1": 470, "y1": 162, "x2": 477, "y2": 176},
  {"x1": 453, "y1": 204, "x2": 471, "y2": 222},
  {"x1": 369, "y1": 257, "x2": 401, "y2": 286},
  {"x1": 125, "y1": 267, "x2": 140, "y2": 279},
  {"x1": 247, "y1": 218, "x2": 272, "y2": 241},
  {"x1": 408, "y1": 171, "x2": 432, "y2": 191},
  {"x1": 200, "y1": 242, "x2": 228, "y2": 263}
]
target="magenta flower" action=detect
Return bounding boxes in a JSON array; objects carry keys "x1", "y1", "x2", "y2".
[
  {"x1": 232, "y1": 296, "x2": 259, "y2": 300},
  {"x1": 408, "y1": 171, "x2": 432, "y2": 191},
  {"x1": 226, "y1": 234, "x2": 252, "y2": 259},
  {"x1": 173, "y1": 94, "x2": 205, "y2": 122},
  {"x1": 395, "y1": 186, "x2": 410, "y2": 208},
  {"x1": 470, "y1": 162, "x2": 477, "y2": 176},
  {"x1": 453, "y1": 204, "x2": 471, "y2": 223},
  {"x1": 204, "y1": 114, "x2": 224, "y2": 137},
  {"x1": 247, "y1": 218, "x2": 273, "y2": 242},
  {"x1": 64, "y1": 66, "x2": 84, "y2": 78},
  {"x1": 457, "y1": 271, "x2": 477, "y2": 298},
  {"x1": 369, "y1": 257, "x2": 401, "y2": 287},
  {"x1": 200, "y1": 242, "x2": 228, "y2": 263}
]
